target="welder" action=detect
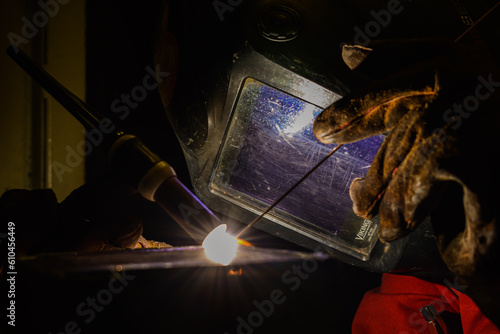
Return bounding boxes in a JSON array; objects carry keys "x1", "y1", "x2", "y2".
[
  {"x1": 2, "y1": 1, "x2": 500, "y2": 333},
  {"x1": 316, "y1": 38, "x2": 500, "y2": 333},
  {"x1": 153, "y1": 2, "x2": 500, "y2": 330}
]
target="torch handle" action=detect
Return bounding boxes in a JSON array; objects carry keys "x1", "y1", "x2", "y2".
[{"x1": 6, "y1": 45, "x2": 221, "y2": 244}]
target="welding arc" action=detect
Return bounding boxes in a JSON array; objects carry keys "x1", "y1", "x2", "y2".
[
  {"x1": 455, "y1": 0, "x2": 500, "y2": 43},
  {"x1": 236, "y1": 144, "x2": 344, "y2": 239}
]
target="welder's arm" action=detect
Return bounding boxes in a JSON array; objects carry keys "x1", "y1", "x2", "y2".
[
  {"x1": 0, "y1": 172, "x2": 169, "y2": 255},
  {"x1": 313, "y1": 39, "x2": 500, "y2": 279}
]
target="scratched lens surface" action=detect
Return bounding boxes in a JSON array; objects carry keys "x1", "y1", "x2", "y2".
[{"x1": 211, "y1": 78, "x2": 383, "y2": 254}]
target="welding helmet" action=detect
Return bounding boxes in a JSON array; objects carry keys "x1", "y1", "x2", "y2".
[{"x1": 156, "y1": 0, "x2": 497, "y2": 272}]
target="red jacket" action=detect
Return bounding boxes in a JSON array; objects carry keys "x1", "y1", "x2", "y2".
[{"x1": 353, "y1": 273, "x2": 499, "y2": 333}]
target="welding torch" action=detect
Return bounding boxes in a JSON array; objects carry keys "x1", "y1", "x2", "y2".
[{"x1": 6, "y1": 46, "x2": 221, "y2": 244}]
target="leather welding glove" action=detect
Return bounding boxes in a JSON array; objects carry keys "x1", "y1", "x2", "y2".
[
  {"x1": 0, "y1": 188, "x2": 145, "y2": 255},
  {"x1": 0, "y1": 174, "x2": 169, "y2": 255},
  {"x1": 313, "y1": 39, "x2": 500, "y2": 282}
]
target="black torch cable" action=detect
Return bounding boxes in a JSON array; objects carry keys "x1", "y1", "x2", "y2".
[
  {"x1": 6, "y1": 45, "x2": 221, "y2": 245},
  {"x1": 6, "y1": 46, "x2": 111, "y2": 135}
]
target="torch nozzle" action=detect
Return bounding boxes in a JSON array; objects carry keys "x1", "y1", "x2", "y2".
[
  {"x1": 153, "y1": 176, "x2": 221, "y2": 244},
  {"x1": 7, "y1": 45, "x2": 251, "y2": 247}
]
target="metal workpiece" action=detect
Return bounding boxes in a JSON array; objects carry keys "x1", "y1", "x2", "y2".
[{"x1": 17, "y1": 244, "x2": 330, "y2": 275}]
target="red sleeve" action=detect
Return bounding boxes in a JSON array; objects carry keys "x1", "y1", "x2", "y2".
[{"x1": 352, "y1": 273, "x2": 499, "y2": 334}]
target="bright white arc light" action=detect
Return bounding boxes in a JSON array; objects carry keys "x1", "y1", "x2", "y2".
[
  {"x1": 283, "y1": 104, "x2": 317, "y2": 135},
  {"x1": 202, "y1": 224, "x2": 238, "y2": 265}
]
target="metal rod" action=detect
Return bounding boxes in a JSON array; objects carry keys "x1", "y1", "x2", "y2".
[
  {"x1": 237, "y1": 1, "x2": 500, "y2": 240},
  {"x1": 236, "y1": 144, "x2": 344, "y2": 239}
]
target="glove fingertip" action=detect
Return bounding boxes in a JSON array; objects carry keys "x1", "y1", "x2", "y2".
[
  {"x1": 378, "y1": 215, "x2": 417, "y2": 242},
  {"x1": 378, "y1": 224, "x2": 403, "y2": 242},
  {"x1": 350, "y1": 178, "x2": 366, "y2": 215},
  {"x1": 350, "y1": 177, "x2": 382, "y2": 219},
  {"x1": 342, "y1": 44, "x2": 373, "y2": 70},
  {"x1": 378, "y1": 203, "x2": 412, "y2": 242}
]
